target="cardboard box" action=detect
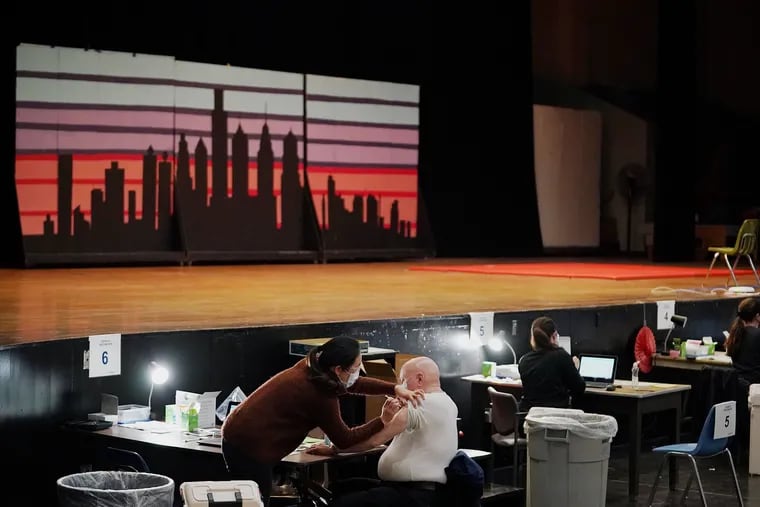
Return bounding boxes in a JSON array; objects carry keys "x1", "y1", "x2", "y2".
[
  {"x1": 364, "y1": 359, "x2": 398, "y2": 423},
  {"x1": 363, "y1": 354, "x2": 422, "y2": 422}
]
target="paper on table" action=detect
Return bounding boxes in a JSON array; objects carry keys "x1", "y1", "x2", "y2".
[{"x1": 121, "y1": 420, "x2": 181, "y2": 433}]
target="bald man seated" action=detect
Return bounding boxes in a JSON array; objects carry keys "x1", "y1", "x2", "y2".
[{"x1": 327, "y1": 356, "x2": 460, "y2": 507}]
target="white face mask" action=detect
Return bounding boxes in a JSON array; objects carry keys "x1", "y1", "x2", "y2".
[{"x1": 345, "y1": 368, "x2": 361, "y2": 388}]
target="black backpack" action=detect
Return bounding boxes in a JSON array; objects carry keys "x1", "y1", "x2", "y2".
[{"x1": 433, "y1": 450, "x2": 484, "y2": 507}]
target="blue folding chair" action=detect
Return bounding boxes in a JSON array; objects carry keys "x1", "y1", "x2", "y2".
[{"x1": 646, "y1": 401, "x2": 744, "y2": 506}]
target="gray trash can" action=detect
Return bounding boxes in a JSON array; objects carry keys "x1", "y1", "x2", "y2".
[
  {"x1": 524, "y1": 407, "x2": 618, "y2": 507},
  {"x1": 57, "y1": 471, "x2": 174, "y2": 507}
]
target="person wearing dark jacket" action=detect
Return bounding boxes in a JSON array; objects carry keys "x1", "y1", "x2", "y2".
[
  {"x1": 518, "y1": 316, "x2": 586, "y2": 411},
  {"x1": 725, "y1": 297, "x2": 760, "y2": 448},
  {"x1": 221, "y1": 335, "x2": 423, "y2": 506}
]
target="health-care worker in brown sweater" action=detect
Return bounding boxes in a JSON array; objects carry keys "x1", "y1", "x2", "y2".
[{"x1": 221, "y1": 336, "x2": 424, "y2": 505}]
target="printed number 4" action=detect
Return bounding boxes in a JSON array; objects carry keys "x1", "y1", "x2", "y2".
[{"x1": 102, "y1": 351, "x2": 109, "y2": 365}]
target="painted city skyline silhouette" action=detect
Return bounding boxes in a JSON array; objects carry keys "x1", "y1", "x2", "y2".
[{"x1": 22, "y1": 88, "x2": 417, "y2": 254}]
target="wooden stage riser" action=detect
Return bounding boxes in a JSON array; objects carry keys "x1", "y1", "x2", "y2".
[
  {"x1": 2, "y1": 262, "x2": 756, "y2": 346},
  {"x1": 1, "y1": 296, "x2": 740, "y2": 426}
]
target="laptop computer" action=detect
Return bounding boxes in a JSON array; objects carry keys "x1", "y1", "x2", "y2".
[
  {"x1": 578, "y1": 354, "x2": 618, "y2": 389},
  {"x1": 198, "y1": 436, "x2": 222, "y2": 448}
]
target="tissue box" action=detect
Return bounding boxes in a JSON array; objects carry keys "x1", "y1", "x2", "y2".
[
  {"x1": 165, "y1": 403, "x2": 199, "y2": 431},
  {"x1": 680, "y1": 341, "x2": 716, "y2": 358},
  {"x1": 117, "y1": 404, "x2": 150, "y2": 424},
  {"x1": 165, "y1": 404, "x2": 179, "y2": 425}
]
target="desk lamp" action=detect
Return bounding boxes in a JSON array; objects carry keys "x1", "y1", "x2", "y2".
[
  {"x1": 147, "y1": 361, "x2": 169, "y2": 412},
  {"x1": 488, "y1": 330, "x2": 518, "y2": 365},
  {"x1": 662, "y1": 315, "x2": 688, "y2": 355}
]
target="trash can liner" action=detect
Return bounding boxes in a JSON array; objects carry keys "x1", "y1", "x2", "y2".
[
  {"x1": 524, "y1": 407, "x2": 618, "y2": 507},
  {"x1": 524, "y1": 406, "x2": 618, "y2": 440},
  {"x1": 57, "y1": 471, "x2": 174, "y2": 507}
]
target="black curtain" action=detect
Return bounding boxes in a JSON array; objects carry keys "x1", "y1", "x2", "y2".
[{"x1": 419, "y1": 1, "x2": 542, "y2": 257}]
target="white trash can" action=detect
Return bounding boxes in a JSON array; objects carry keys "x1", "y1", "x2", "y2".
[
  {"x1": 524, "y1": 407, "x2": 618, "y2": 507},
  {"x1": 750, "y1": 384, "x2": 760, "y2": 476},
  {"x1": 57, "y1": 471, "x2": 174, "y2": 506}
]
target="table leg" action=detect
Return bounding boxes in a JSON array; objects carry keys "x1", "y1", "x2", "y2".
[
  {"x1": 628, "y1": 405, "x2": 642, "y2": 498},
  {"x1": 466, "y1": 384, "x2": 489, "y2": 449},
  {"x1": 668, "y1": 397, "x2": 682, "y2": 491}
]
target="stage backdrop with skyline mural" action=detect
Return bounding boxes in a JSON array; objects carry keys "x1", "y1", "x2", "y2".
[{"x1": 14, "y1": 43, "x2": 429, "y2": 266}]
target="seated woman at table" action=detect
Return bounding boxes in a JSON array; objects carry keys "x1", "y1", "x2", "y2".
[
  {"x1": 725, "y1": 297, "x2": 760, "y2": 446},
  {"x1": 518, "y1": 316, "x2": 586, "y2": 412},
  {"x1": 221, "y1": 335, "x2": 424, "y2": 506}
]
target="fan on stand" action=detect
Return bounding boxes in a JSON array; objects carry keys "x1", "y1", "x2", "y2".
[{"x1": 616, "y1": 163, "x2": 650, "y2": 254}]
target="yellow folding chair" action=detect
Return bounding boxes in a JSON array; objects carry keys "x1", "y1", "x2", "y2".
[{"x1": 703, "y1": 219, "x2": 760, "y2": 287}]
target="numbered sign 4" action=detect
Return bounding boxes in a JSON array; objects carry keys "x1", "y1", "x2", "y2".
[{"x1": 713, "y1": 400, "x2": 736, "y2": 440}]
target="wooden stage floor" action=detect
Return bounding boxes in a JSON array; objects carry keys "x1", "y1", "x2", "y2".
[{"x1": 1, "y1": 258, "x2": 756, "y2": 347}]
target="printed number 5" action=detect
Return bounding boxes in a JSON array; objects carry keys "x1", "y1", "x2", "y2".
[
  {"x1": 724, "y1": 415, "x2": 730, "y2": 428},
  {"x1": 102, "y1": 351, "x2": 109, "y2": 365},
  {"x1": 479, "y1": 325, "x2": 485, "y2": 337}
]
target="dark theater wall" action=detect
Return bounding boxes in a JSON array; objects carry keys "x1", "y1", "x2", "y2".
[
  {"x1": 7, "y1": 1, "x2": 543, "y2": 261},
  {"x1": 0, "y1": 299, "x2": 744, "y2": 504}
]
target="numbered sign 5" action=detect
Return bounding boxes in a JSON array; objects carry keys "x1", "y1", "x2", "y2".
[
  {"x1": 469, "y1": 312, "x2": 494, "y2": 346},
  {"x1": 713, "y1": 400, "x2": 736, "y2": 439}
]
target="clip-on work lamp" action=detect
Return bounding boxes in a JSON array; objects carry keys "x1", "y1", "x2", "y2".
[{"x1": 662, "y1": 314, "x2": 688, "y2": 355}]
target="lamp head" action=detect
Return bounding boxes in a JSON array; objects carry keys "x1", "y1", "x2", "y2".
[
  {"x1": 487, "y1": 334, "x2": 504, "y2": 352},
  {"x1": 670, "y1": 315, "x2": 687, "y2": 328},
  {"x1": 150, "y1": 361, "x2": 169, "y2": 385},
  {"x1": 487, "y1": 330, "x2": 517, "y2": 365}
]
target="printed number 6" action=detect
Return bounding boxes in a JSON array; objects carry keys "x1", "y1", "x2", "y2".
[
  {"x1": 102, "y1": 351, "x2": 109, "y2": 365},
  {"x1": 724, "y1": 415, "x2": 730, "y2": 428}
]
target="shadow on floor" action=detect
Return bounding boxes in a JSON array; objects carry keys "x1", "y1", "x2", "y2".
[{"x1": 606, "y1": 448, "x2": 760, "y2": 507}]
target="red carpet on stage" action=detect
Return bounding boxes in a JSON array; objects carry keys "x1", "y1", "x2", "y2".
[{"x1": 409, "y1": 262, "x2": 755, "y2": 281}]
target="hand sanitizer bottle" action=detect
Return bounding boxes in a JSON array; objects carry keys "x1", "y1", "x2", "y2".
[{"x1": 632, "y1": 362, "x2": 640, "y2": 390}]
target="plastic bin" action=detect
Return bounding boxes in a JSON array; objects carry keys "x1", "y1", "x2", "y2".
[
  {"x1": 750, "y1": 384, "x2": 760, "y2": 475},
  {"x1": 180, "y1": 480, "x2": 263, "y2": 506},
  {"x1": 57, "y1": 471, "x2": 174, "y2": 506},
  {"x1": 524, "y1": 407, "x2": 618, "y2": 507}
]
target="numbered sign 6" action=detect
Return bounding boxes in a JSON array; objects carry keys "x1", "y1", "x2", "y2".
[{"x1": 89, "y1": 333, "x2": 122, "y2": 378}]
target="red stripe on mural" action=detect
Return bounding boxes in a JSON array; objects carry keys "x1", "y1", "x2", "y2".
[
  {"x1": 307, "y1": 166, "x2": 417, "y2": 175},
  {"x1": 20, "y1": 210, "x2": 419, "y2": 228},
  {"x1": 20, "y1": 210, "x2": 148, "y2": 217},
  {"x1": 17, "y1": 178, "x2": 147, "y2": 185},
  {"x1": 310, "y1": 189, "x2": 417, "y2": 198}
]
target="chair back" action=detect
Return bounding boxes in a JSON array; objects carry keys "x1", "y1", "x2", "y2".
[
  {"x1": 487, "y1": 387, "x2": 519, "y2": 437},
  {"x1": 692, "y1": 403, "x2": 733, "y2": 456},
  {"x1": 734, "y1": 219, "x2": 759, "y2": 256}
]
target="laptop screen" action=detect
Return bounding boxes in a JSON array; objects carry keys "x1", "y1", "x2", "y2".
[{"x1": 578, "y1": 354, "x2": 617, "y2": 382}]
